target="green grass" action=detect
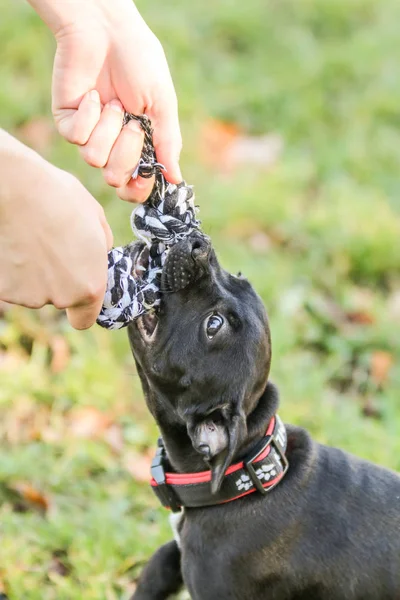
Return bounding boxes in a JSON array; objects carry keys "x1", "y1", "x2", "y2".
[{"x1": 1, "y1": 0, "x2": 400, "y2": 597}]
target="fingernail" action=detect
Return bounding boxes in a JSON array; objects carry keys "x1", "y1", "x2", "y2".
[
  {"x1": 89, "y1": 90, "x2": 100, "y2": 103},
  {"x1": 108, "y1": 99, "x2": 123, "y2": 113},
  {"x1": 126, "y1": 119, "x2": 143, "y2": 134}
]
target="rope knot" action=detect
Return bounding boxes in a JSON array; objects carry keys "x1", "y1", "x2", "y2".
[{"x1": 97, "y1": 114, "x2": 204, "y2": 330}]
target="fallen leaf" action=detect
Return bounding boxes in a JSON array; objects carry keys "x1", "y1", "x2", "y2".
[
  {"x1": 50, "y1": 335, "x2": 70, "y2": 373},
  {"x1": 248, "y1": 231, "x2": 272, "y2": 254},
  {"x1": 200, "y1": 119, "x2": 283, "y2": 174},
  {"x1": 18, "y1": 117, "x2": 55, "y2": 153},
  {"x1": 1, "y1": 397, "x2": 51, "y2": 445},
  {"x1": 11, "y1": 481, "x2": 50, "y2": 513},
  {"x1": 103, "y1": 423, "x2": 124, "y2": 454},
  {"x1": 201, "y1": 119, "x2": 240, "y2": 170},
  {"x1": 362, "y1": 397, "x2": 382, "y2": 420},
  {"x1": 370, "y1": 351, "x2": 394, "y2": 386},
  {"x1": 0, "y1": 572, "x2": 7, "y2": 595},
  {"x1": 48, "y1": 550, "x2": 71, "y2": 578},
  {"x1": 124, "y1": 450, "x2": 153, "y2": 483},
  {"x1": 346, "y1": 310, "x2": 375, "y2": 325},
  {"x1": 68, "y1": 406, "x2": 113, "y2": 439},
  {"x1": 228, "y1": 133, "x2": 283, "y2": 171}
]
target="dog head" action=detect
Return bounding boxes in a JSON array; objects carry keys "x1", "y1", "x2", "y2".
[{"x1": 128, "y1": 233, "x2": 271, "y2": 493}]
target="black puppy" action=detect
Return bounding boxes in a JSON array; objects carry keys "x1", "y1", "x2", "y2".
[{"x1": 128, "y1": 233, "x2": 400, "y2": 600}]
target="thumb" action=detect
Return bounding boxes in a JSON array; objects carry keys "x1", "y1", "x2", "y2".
[
  {"x1": 66, "y1": 274, "x2": 106, "y2": 330},
  {"x1": 66, "y1": 293, "x2": 104, "y2": 330},
  {"x1": 148, "y1": 101, "x2": 183, "y2": 184}
]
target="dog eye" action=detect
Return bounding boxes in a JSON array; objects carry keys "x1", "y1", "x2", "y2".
[{"x1": 206, "y1": 314, "x2": 224, "y2": 339}]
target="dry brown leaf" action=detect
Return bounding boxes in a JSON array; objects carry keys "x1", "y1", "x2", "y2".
[
  {"x1": 248, "y1": 231, "x2": 272, "y2": 254},
  {"x1": 18, "y1": 117, "x2": 55, "y2": 153},
  {"x1": 68, "y1": 406, "x2": 113, "y2": 439},
  {"x1": 200, "y1": 119, "x2": 283, "y2": 174},
  {"x1": 0, "y1": 572, "x2": 7, "y2": 594},
  {"x1": 103, "y1": 423, "x2": 124, "y2": 454},
  {"x1": 370, "y1": 351, "x2": 394, "y2": 386},
  {"x1": 11, "y1": 481, "x2": 50, "y2": 513},
  {"x1": 346, "y1": 310, "x2": 375, "y2": 325},
  {"x1": 124, "y1": 450, "x2": 153, "y2": 483},
  {"x1": 228, "y1": 133, "x2": 283, "y2": 171},
  {"x1": 1, "y1": 398, "x2": 51, "y2": 445},
  {"x1": 362, "y1": 397, "x2": 382, "y2": 420},
  {"x1": 50, "y1": 335, "x2": 70, "y2": 373},
  {"x1": 48, "y1": 550, "x2": 71, "y2": 578},
  {"x1": 223, "y1": 219, "x2": 284, "y2": 250},
  {"x1": 201, "y1": 119, "x2": 240, "y2": 170}
]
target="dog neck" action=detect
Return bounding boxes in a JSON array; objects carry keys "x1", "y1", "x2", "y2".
[{"x1": 138, "y1": 369, "x2": 280, "y2": 475}]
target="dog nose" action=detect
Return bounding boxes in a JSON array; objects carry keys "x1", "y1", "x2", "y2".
[
  {"x1": 196, "y1": 443, "x2": 211, "y2": 461},
  {"x1": 190, "y1": 236, "x2": 210, "y2": 262}
]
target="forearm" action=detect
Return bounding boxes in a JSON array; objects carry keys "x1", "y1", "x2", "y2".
[
  {"x1": 26, "y1": 0, "x2": 143, "y2": 35},
  {"x1": 0, "y1": 130, "x2": 38, "y2": 196},
  {"x1": 0, "y1": 130, "x2": 54, "y2": 208}
]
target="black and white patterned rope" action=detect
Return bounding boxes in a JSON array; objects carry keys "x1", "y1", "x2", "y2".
[{"x1": 97, "y1": 114, "x2": 203, "y2": 330}]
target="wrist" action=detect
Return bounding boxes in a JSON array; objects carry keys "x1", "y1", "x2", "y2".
[
  {"x1": 27, "y1": 0, "x2": 143, "y2": 37},
  {"x1": 0, "y1": 130, "x2": 54, "y2": 204}
]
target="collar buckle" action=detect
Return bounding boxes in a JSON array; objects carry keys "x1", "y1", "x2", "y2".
[{"x1": 151, "y1": 439, "x2": 181, "y2": 512}]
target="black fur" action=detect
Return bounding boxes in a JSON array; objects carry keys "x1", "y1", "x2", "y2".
[{"x1": 128, "y1": 235, "x2": 400, "y2": 600}]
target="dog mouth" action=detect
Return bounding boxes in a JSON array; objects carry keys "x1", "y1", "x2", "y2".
[{"x1": 137, "y1": 311, "x2": 159, "y2": 342}]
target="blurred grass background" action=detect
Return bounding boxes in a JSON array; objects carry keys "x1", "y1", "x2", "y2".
[{"x1": 1, "y1": 0, "x2": 400, "y2": 597}]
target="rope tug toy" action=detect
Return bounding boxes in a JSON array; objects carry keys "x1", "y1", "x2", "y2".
[{"x1": 96, "y1": 113, "x2": 204, "y2": 330}]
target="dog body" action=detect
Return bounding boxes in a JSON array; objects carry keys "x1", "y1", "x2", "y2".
[
  {"x1": 176, "y1": 423, "x2": 400, "y2": 600},
  {"x1": 128, "y1": 234, "x2": 400, "y2": 600}
]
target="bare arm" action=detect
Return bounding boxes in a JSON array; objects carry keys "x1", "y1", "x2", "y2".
[{"x1": 0, "y1": 129, "x2": 112, "y2": 329}]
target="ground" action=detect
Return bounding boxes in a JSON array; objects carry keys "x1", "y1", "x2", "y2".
[{"x1": 1, "y1": 0, "x2": 400, "y2": 598}]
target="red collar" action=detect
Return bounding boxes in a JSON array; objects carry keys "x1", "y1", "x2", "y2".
[{"x1": 150, "y1": 415, "x2": 288, "y2": 512}]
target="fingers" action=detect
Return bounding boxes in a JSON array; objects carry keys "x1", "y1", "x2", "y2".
[
  {"x1": 116, "y1": 174, "x2": 155, "y2": 203},
  {"x1": 66, "y1": 290, "x2": 105, "y2": 330},
  {"x1": 55, "y1": 90, "x2": 102, "y2": 145},
  {"x1": 147, "y1": 97, "x2": 183, "y2": 184},
  {"x1": 67, "y1": 211, "x2": 113, "y2": 330},
  {"x1": 56, "y1": 89, "x2": 182, "y2": 202},
  {"x1": 80, "y1": 99, "x2": 124, "y2": 168},
  {"x1": 103, "y1": 118, "x2": 153, "y2": 202}
]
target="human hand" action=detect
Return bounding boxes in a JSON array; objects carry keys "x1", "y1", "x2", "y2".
[
  {"x1": 29, "y1": 0, "x2": 182, "y2": 203},
  {"x1": 0, "y1": 130, "x2": 113, "y2": 329}
]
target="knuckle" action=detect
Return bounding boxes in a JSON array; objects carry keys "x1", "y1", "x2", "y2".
[
  {"x1": 30, "y1": 298, "x2": 47, "y2": 309},
  {"x1": 66, "y1": 123, "x2": 89, "y2": 146},
  {"x1": 53, "y1": 297, "x2": 69, "y2": 310},
  {"x1": 103, "y1": 169, "x2": 121, "y2": 187},
  {"x1": 80, "y1": 282, "x2": 104, "y2": 306},
  {"x1": 82, "y1": 145, "x2": 107, "y2": 168}
]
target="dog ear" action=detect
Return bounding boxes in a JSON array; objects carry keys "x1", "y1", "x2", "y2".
[{"x1": 210, "y1": 410, "x2": 246, "y2": 494}]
